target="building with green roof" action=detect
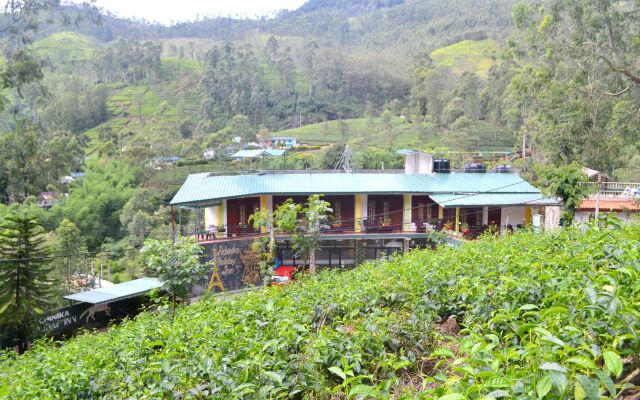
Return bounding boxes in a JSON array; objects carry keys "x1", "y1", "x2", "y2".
[
  {"x1": 170, "y1": 152, "x2": 560, "y2": 278},
  {"x1": 172, "y1": 151, "x2": 558, "y2": 235}
]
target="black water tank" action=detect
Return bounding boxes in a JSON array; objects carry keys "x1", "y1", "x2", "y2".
[
  {"x1": 494, "y1": 164, "x2": 513, "y2": 173},
  {"x1": 433, "y1": 159, "x2": 451, "y2": 173},
  {"x1": 464, "y1": 163, "x2": 487, "y2": 173}
]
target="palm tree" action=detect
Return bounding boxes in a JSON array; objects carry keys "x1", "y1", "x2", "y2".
[{"x1": 0, "y1": 213, "x2": 54, "y2": 353}]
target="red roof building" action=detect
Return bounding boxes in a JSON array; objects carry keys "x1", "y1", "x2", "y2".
[{"x1": 577, "y1": 198, "x2": 640, "y2": 212}]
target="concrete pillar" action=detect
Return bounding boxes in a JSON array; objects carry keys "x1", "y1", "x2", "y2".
[
  {"x1": 403, "y1": 194, "x2": 412, "y2": 231},
  {"x1": 455, "y1": 207, "x2": 460, "y2": 233},
  {"x1": 355, "y1": 194, "x2": 361, "y2": 232},
  {"x1": 259, "y1": 195, "x2": 272, "y2": 233},
  {"x1": 219, "y1": 200, "x2": 227, "y2": 237},
  {"x1": 482, "y1": 207, "x2": 489, "y2": 225},
  {"x1": 204, "y1": 207, "x2": 217, "y2": 229},
  {"x1": 438, "y1": 206, "x2": 444, "y2": 219},
  {"x1": 525, "y1": 206, "x2": 532, "y2": 225},
  {"x1": 355, "y1": 194, "x2": 367, "y2": 232}
]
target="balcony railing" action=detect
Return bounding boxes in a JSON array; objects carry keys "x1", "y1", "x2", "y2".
[
  {"x1": 177, "y1": 219, "x2": 513, "y2": 243},
  {"x1": 580, "y1": 182, "x2": 640, "y2": 197}
]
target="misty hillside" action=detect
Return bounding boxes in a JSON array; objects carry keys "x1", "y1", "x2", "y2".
[
  {"x1": 293, "y1": 0, "x2": 405, "y2": 16},
  {"x1": 35, "y1": 0, "x2": 517, "y2": 53}
]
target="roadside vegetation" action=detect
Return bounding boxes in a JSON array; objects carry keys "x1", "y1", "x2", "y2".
[{"x1": 1, "y1": 220, "x2": 638, "y2": 399}]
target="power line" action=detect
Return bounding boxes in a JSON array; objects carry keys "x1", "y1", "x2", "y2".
[{"x1": 0, "y1": 244, "x2": 143, "y2": 264}]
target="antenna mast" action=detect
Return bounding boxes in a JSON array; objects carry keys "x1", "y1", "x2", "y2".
[{"x1": 334, "y1": 145, "x2": 356, "y2": 173}]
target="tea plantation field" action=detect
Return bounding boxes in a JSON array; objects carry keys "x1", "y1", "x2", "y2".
[{"x1": 0, "y1": 221, "x2": 638, "y2": 399}]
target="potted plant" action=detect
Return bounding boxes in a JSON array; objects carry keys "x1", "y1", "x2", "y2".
[
  {"x1": 444, "y1": 221, "x2": 453, "y2": 231},
  {"x1": 331, "y1": 219, "x2": 342, "y2": 229},
  {"x1": 460, "y1": 222, "x2": 470, "y2": 234},
  {"x1": 381, "y1": 218, "x2": 392, "y2": 227}
]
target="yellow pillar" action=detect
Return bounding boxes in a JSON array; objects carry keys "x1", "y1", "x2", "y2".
[
  {"x1": 217, "y1": 205, "x2": 224, "y2": 226},
  {"x1": 260, "y1": 195, "x2": 269, "y2": 233},
  {"x1": 438, "y1": 206, "x2": 444, "y2": 219},
  {"x1": 525, "y1": 206, "x2": 532, "y2": 225},
  {"x1": 403, "y1": 194, "x2": 411, "y2": 231},
  {"x1": 455, "y1": 207, "x2": 460, "y2": 233},
  {"x1": 354, "y1": 194, "x2": 362, "y2": 232}
]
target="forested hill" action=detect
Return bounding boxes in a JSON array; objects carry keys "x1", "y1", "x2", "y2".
[
  {"x1": 36, "y1": 0, "x2": 517, "y2": 52},
  {"x1": 0, "y1": 0, "x2": 637, "y2": 291},
  {"x1": 293, "y1": 0, "x2": 405, "y2": 15}
]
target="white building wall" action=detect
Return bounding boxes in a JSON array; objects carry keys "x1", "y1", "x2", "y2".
[
  {"x1": 360, "y1": 194, "x2": 368, "y2": 220},
  {"x1": 204, "y1": 206, "x2": 223, "y2": 229},
  {"x1": 545, "y1": 206, "x2": 561, "y2": 230},
  {"x1": 501, "y1": 206, "x2": 527, "y2": 228},
  {"x1": 575, "y1": 210, "x2": 638, "y2": 226}
]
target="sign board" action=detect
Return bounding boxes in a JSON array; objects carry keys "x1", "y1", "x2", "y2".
[
  {"x1": 192, "y1": 239, "x2": 264, "y2": 296},
  {"x1": 0, "y1": 297, "x2": 142, "y2": 349}
]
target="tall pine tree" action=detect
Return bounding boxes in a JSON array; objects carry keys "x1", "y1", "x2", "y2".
[{"x1": 0, "y1": 213, "x2": 54, "y2": 353}]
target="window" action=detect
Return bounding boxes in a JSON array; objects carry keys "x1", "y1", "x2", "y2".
[
  {"x1": 418, "y1": 203, "x2": 425, "y2": 221},
  {"x1": 383, "y1": 201, "x2": 390, "y2": 220},
  {"x1": 368, "y1": 201, "x2": 376, "y2": 218},
  {"x1": 334, "y1": 202, "x2": 342, "y2": 220},
  {"x1": 239, "y1": 206, "x2": 246, "y2": 224}
]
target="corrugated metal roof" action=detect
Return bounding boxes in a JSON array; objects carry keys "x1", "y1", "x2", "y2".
[
  {"x1": 231, "y1": 150, "x2": 266, "y2": 159},
  {"x1": 170, "y1": 172, "x2": 546, "y2": 207},
  {"x1": 232, "y1": 149, "x2": 285, "y2": 159},
  {"x1": 578, "y1": 198, "x2": 640, "y2": 211},
  {"x1": 430, "y1": 193, "x2": 560, "y2": 208},
  {"x1": 64, "y1": 277, "x2": 163, "y2": 305}
]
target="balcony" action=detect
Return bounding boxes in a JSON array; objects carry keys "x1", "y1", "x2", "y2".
[
  {"x1": 580, "y1": 182, "x2": 640, "y2": 197},
  {"x1": 178, "y1": 218, "x2": 505, "y2": 244}
]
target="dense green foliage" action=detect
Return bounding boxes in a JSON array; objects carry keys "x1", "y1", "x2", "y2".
[
  {"x1": 501, "y1": 0, "x2": 640, "y2": 179},
  {"x1": 0, "y1": 213, "x2": 54, "y2": 354},
  {"x1": 252, "y1": 194, "x2": 332, "y2": 274},
  {"x1": 0, "y1": 222, "x2": 638, "y2": 398},
  {"x1": 141, "y1": 237, "x2": 208, "y2": 305},
  {"x1": 0, "y1": 0, "x2": 638, "y2": 334},
  {"x1": 538, "y1": 164, "x2": 589, "y2": 225}
]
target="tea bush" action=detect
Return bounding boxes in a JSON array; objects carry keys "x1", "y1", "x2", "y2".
[{"x1": 0, "y1": 221, "x2": 638, "y2": 399}]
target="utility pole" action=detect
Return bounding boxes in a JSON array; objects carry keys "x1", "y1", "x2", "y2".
[{"x1": 595, "y1": 176, "x2": 601, "y2": 218}]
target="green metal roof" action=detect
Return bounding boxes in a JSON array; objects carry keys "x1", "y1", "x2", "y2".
[
  {"x1": 170, "y1": 172, "x2": 548, "y2": 207},
  {"x1": 430, "y1": 193, "x2": 560, "y2": 208},
  {"x1": 232, "y1": 149, "x2": 285, "y2": 159},
  {"x1": 64, "y1": 277, "x2": 163, "y2": 305}
]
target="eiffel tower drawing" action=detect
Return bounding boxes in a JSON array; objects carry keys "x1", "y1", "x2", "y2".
[{"x1": 207, "y1": 258, "x2": 225, "y2": 292}]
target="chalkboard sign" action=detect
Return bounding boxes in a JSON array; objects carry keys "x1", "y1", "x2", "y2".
[{"x1": 192, "y1": 239, "x2": 264, "y2": 296}]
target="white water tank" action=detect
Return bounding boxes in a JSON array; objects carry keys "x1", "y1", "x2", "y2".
[{"x1": 404, "y1": 152, "x2": 433, "y2": 174}]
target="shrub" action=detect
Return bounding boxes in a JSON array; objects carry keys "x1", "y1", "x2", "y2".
[{"x1": 0, "y1": 220, "x2": 638, "y2": 399}]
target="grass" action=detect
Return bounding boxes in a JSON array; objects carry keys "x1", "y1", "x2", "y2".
[
  {"x1": 33, "y1": 32, "x2": 100, "y2": 63},
  {"x1": 274, "y1": 116, "x2": 514, "y2": 152},
  {"x1": 161, "y1": 57, "x2": 203, "y2": 75},
  {"x1": 431, "y1": 39, "x2": 499, "y2": 77},
  {"x1": 83, "y1": 56, "x2": 205, "y2": 153}
]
